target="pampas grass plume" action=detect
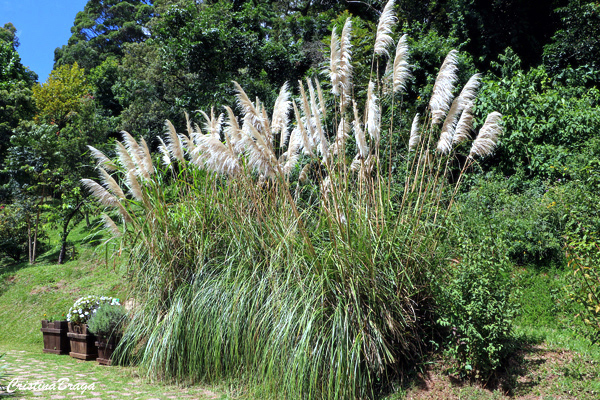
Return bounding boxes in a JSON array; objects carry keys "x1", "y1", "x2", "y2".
[
  {"x1": 453, "y1": 104, "x2": 474, "y2": 145},
  {"x1": 429, "y1": 50, "x2": 459, "y2": 125},
  {"x1": 353, "y1": 100, "x2": 369, "y2": 158},
  {"x1": 374, "y1": 0, "x2": 397, "y2": 57},
  {"x1": 366, "y1": 81, "x2": 381, "y2": 144},
  {"x1": 329, "y1": 27, "x2": 341, "y2": 96},
  {"x1": 101, "y1": 213, "x2": 122, "y2": 237},
  {"x1": 393, "y1": 34, "x2": 410, "y2": 93},
  {"x1": 408, "y1": 113, "x2": 420, "y2": 151},
  {"x1": 469, "y1": 111, "x2": 503, "y2": 158},
  {"x1": 87, "y1": 145, "x2": 117, "y2": 171}
]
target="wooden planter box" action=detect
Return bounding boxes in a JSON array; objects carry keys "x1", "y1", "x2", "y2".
[
  {"x1": 67, "y1": 322, "x2": 97, "y2": 360},
  {"x1": 41, "y1": 320, "x2": 70, "y2": 355},
  {"x1": 95, "y1": 335, "x2": 120, "y2": 366}
]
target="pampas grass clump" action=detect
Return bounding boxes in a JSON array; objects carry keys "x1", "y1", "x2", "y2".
[{"x1": 83, "y1": 3, "x2": 502, "y2": 399}]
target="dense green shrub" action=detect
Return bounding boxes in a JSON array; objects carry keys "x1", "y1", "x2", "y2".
[
  {"x1": 565, "y1": 232, "x2": 600, "y2": 344},
  {"x1": 437, "y1": 232, "x2": 518, "y2": 379},
  {"x1": 543, "y1": 1, "x2": 600, "y2": 85},
  {"x1": 475, "y1": 50, "x2": 600, "y2": 180},
  {"x1": 456, "y1": 175, "x2": 565, "y2": 267},
  {"x1": 87, "y1": 304, "x2": 127, "y2": 339},
  {"x1": 0, "y1": 204, "x2": 28, "y2": 261}
]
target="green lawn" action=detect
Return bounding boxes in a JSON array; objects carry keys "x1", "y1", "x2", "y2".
[{"x1": 0, "y1": 220, "x2": 229, "y2": 399}]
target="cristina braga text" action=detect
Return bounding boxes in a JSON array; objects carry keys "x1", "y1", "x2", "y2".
[{"x1": 5, "y1": 377, "x2": 96, "y2": 394}]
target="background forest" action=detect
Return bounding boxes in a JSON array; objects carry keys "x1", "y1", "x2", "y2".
[{"x1": 1, "y1": 0, "x2": 600, "y2": 399}]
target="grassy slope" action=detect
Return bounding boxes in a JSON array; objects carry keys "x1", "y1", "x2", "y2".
[{"x1": 0, "y1": 219, "x2": 128, "y2": 350}]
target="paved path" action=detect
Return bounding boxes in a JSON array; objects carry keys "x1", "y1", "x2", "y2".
[{"x1": 0, "y1": 349, "x2": 221, "y2": 400}]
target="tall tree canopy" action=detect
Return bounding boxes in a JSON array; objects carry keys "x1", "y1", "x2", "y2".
[
  {"x1": 54, "y1": 0, "x2": 155, "y2": 71},
  {"x1": 0, "y1": 24, "x2": 36, "y2": 195},
  {"x1": 32, "y1": 63, "x2": 92, "y2": 129},
  {"x1": 114, "y1": 0, "x2": 332, "y2": 138}
]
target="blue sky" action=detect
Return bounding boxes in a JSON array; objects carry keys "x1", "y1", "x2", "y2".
[{"x1": 1, "y1": 0, "x2": 88, "y2": 82}]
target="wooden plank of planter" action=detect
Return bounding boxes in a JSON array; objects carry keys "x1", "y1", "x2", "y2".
[
  {"x1": 95, "y1": 340, "x2": 118, "y2": 366},
  {"x1": 41, "y1": 320, "x2": 70, "y2": 355},
  {"x1": 67, "y1": 322, "x2": 97, "y2": 361}
]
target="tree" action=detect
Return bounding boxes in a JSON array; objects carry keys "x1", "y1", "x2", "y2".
[
  {"x1": 0, "y1": 203, "x2": 29, "y2": 262},
  {"x1": 4, "y1": 95, "x2": 108, "y2": 263},
  {"x1": 0, "y1": 29, "x2": 36, "y2": 199},
  {"x1": 543, "y1": 0, "x2": 600, "y2": 84},
  {"x1": 115, "y1": 0, "x2": 330, "y2": 138},
  {"x1": 32, "y1": 63, "x2": 91, "y2": 129},
  {"x1": 0, "y1": 23, "x2": 19, "y2": 48},
  {"x1": 54, "y1": 0, "x2": 155, "y2": 71}
]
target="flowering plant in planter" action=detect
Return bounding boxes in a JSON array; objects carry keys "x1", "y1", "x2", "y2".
[
  {"x1": 87, "y1": 304, "x2": 127, "y2": 339},
  {"x1": 42, "y1": 313, "x2": 66, "y2": 322},
  {"x1": 67, "y1": 296, "x2": 120, "y2": 324}
]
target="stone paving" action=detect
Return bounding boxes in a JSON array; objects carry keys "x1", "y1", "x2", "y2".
[{"x1": 0, "y1": 349, "x2": 221, "y2": 400}]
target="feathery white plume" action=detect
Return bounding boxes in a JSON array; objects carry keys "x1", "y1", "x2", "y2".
[
  {"x1": 374, "y1": 0, "x2": 397, "y2": 57},
  {"x1": 121, "y1": 131, "x2": 144, "y2": 173},
  {"x1": 330, "y1": 118, "x2": 350, "y2": 156},
  {"x1": 292, "y1": 101, "x2": 313, "y2": 156},
  {"x1": 98, "y1": 167, "x2": 125, "y2": 199},
  {"x1": 281, "y1": 128, "x2": 301, "y2": 176},
  {"x1": 182, "y1": 135, "x2": 200, "y2": 164},
  {"x1": 87, "y1": 146, "x2": 117, "y2": 171},
  {"x1": 393, "y1": 34, "x2": 410, "y2": 94},
  {"x1": 381, "y1": 59, "x2": 394, "y2": 95},
  {"x1": 297, "y1": 81, "x2": 316, "y2": 147},
  {"x1": 157, "y1": 137, "x2": 172, "y2": 169},
  {"x1": 81, "y1": 179, "x2": 119, "y2": 208},
  {"x1": 242, "y1": 115, "x2": 277, "y2": 177},
  {"x1": 329, "y1": 27, "x2": 341, "y2": 96},
  {"x1": 408, "y1": 113, "x2": 420, "y2": 151},
  {"x1": 429, "y1": 50, "x2": 459, "y2": 125},
  {"x1": 139, "y1": 138, "x2": 154, "y2": 177},
  {"x1": 350, "y1": 155, "x2": 362, "y2": 172},
  {"x1": 353, "y1": 101, "x2": 369, "y2": 158},
  {"x1": 440, "y1": 73, "x2": 481, "y2": 134},
  {"x1": 469, "y1": 112, "x2": 503, "y2": 159},
  {"x1": 366, "y1": 81, "x2": 381, "y2": 144},
  {"x1": 456, "y1": 73, "x2": 480, "y2": 110},
  {"x1": 193, "y1": 134, "x2": 240, "y2": 176},
  {"x1": 453, "y1": 103, "x2": 474, "y2": 145},
  {"x1": 271, "y1": 82, "x2": 291, "y2": 138},
  {"x1": 200, "y1": 108, "x2": 224, "y2": 140},
  {"x1": 223, "y1": 106, "x2": 243, "y2": 155},
  {"x1": 165, "y1": 120, "x2": 185, "y2": 163},
  {"x1": 436, "y1": 129, "x2": 453, "y2": 155},
  {"x1": 126, "y1": 169, "x2": 144, "y2": 202},
  {"x1": 233, "y1": 81, "x2": 262, "y2": 129},
  {"x1": 307, "y1": 78, "x2": 328, "y2": 158},
  {"x1": 115, "y1": 141, "x2": 136, "y2": 173},
  {"x1": 315, "y1": 78, "x2": 327, "y2": 119},
  {"x1": 339, "y1": 17, "x2": 353, "y2": 105},
  {"x1": 101, "y1": 213, "x2": 121, "y2": 237},
  {"x1": 299, "y1": 163, "x2": 311, "y2": 183}
]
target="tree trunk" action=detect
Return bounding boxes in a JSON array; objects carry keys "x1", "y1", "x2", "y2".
[
  {"x1": 32, "y1": 197, "x2": 42, "y2": 264},
  {"x1": 27, "y1": 215, "x2": 32, "y2": 264},
  {"x1": 58, "y1": 202, "x2": 83, "y2": 265}
]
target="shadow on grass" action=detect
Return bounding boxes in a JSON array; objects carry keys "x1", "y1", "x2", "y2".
[
  {"x1": 390, "y1": 333, "x2": 550, "y2": 398},
  {"x1": 79, "y1": 231, "x2": 104, "y2": 247},
  {"x1": 0, "y1": 259, "x2": 29, "y2": 296},
  {"x1": 487, "y1": 333, "x2": 547, "y2": 396}
]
